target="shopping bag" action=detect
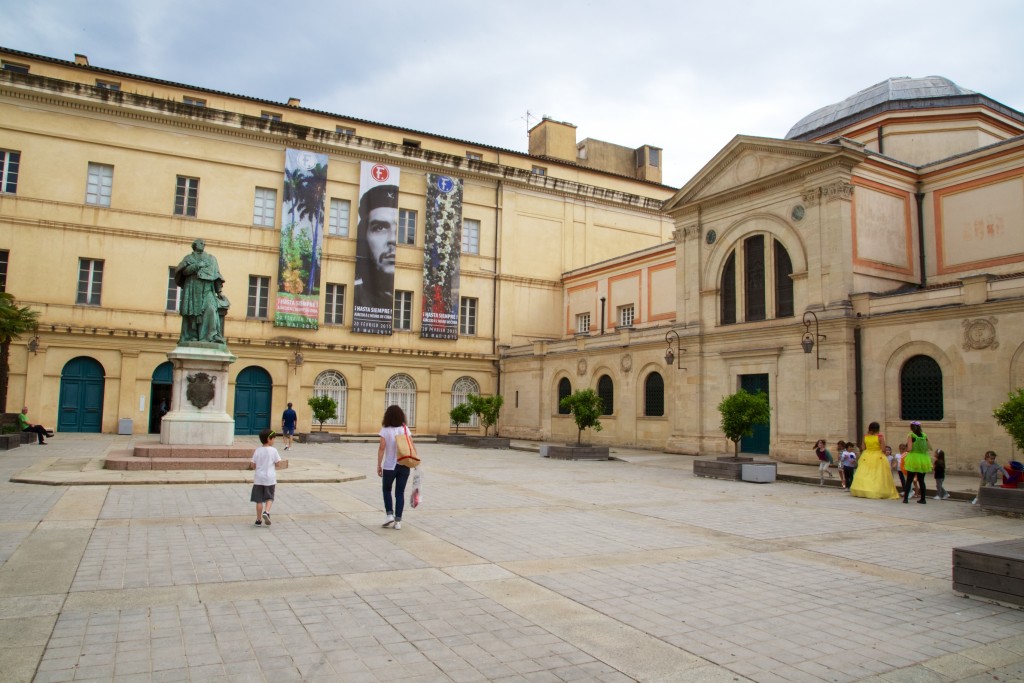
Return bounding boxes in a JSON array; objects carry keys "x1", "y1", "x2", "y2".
[{"x1": 411, "y1": 468, "x2": 424, "y2": 508}]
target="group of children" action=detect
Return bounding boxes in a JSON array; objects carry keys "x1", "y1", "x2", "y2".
[{"x1": 816, "y1": 435, "x2": 1023, "y2": 502}]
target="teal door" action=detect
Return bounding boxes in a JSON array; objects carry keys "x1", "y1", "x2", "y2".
[
  {"x1": 740, "y1": 373, "x2": 770, "y2": 454},
  {"x1": 234, "y1": 366, "x2": 272, "y2": 435},
  {"x1": 58, "y1": 357, "x2": 105, "y2": 433},
  {"x1": 149, "y1": 361, "x2": 173, "y2": 433}
]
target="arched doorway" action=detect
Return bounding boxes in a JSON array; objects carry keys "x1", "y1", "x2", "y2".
[
  {"x1": 234, "y1": 366, "x2": 272, "y2": 435},
  {"x1": 58, "y1": 357, "x2": 105, "y2": 433},
  {"x1": 149, "y1": 361, "x2": 173, "y2": 433}
]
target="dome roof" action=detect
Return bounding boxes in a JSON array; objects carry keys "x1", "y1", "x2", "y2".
[{"x1": 786, "y1": 76, "x2": 977, "y2": 140}]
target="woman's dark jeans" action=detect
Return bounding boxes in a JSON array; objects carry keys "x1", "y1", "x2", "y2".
[{"x1": 382, "y1": 465, "x2": 411, "y2": 519}]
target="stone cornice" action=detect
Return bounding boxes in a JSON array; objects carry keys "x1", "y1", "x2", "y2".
[{"x1": 0, "y1": 72, "x2": 666, "y2": 214}]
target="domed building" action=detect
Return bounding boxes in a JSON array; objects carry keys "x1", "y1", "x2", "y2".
[{"x1": 501, "y1": 76, "x2": 1024, "y2": 472}]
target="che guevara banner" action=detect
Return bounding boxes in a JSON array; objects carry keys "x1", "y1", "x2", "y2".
[
  {"x1": 275, "y1": 148, "x2": 327, "y2": 329},
  {"x1": 420, "y1": 174, "x2": 463, "y2": 340},
  {"x1": 353, "y1": 160, "x2": 402, "y2": 335}
]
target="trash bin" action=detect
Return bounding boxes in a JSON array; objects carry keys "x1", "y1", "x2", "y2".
[{"x1": 117, "y1": 418, "x2": 133, "y2": 435}]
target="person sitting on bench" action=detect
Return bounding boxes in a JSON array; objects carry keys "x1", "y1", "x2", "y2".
[{"x1": 18, "y1": 407, "x2": 53, "y2": 445}]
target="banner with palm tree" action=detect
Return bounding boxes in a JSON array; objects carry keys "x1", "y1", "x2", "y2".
[
  {"x1": 275, "y1": 148, "x2": 327, "y2": 329},
  {"x1": 421, "y1": 174, "x2": 463, "y2": 340}
]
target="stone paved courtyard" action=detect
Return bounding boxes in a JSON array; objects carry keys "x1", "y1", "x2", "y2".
[{"x1": 0, "y1": 436, "x2": 1021, "y2": 682}]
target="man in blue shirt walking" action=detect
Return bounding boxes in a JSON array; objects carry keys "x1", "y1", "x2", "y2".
[{"x1": 281, "y1": 402, "x2": 298, "y2": 450}]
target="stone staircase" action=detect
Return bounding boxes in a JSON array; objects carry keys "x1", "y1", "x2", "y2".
[{"x1": 104, "y1": 443, "x2": 289, "y2": 471}]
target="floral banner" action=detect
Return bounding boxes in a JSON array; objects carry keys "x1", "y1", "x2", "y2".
[
  {"x1": 353, "y1": 161, "x2": 402, "y2": 335},
  {"x1": 420, "y1": 174, "x2": 463, "y2": 340},
  {"x1": 275, "y1": 148, "x2": 327, "y2": 329}
]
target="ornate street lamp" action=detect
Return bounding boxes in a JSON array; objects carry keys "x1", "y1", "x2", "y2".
[
  {"x1": 801, "y1": 311, "x2": 826, "y2": 369},
  {"x1": 664, "y1": 330, "x2": 686, "y2": 370}
]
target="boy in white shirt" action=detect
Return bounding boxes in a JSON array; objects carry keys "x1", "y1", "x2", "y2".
[{"x1": 250, "y1": 428, "x2": 282, "y2": 526}]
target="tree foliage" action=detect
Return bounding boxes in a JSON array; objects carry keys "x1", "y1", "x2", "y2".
[
  {"x1": 449, "y1": 402, "x2": 474, "y2": 434},
  {"x1": 0, "y1": 294, "x2": 39, "y2": 413},
  {"x1": 467, "y1": 394, "x2": 503, "y2": 437},
  {"x1": 717, "y1": 389, "x2": 771, "y2": 457},
  {"x1": 307, "y1": 394, "x2": 338, "y2": 432},
  {"x1": 560, "y1": 389, "x2": 604, "y2": 446},
  {"x1": 993, "y1": 388, "x2": 1024, "y2": 452}
]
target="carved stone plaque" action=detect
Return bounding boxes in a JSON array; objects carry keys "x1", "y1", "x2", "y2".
[
  {"x1": 577, "y1": 358, "x2": 588, "y2": 376},
  {"x1": 962, "y1": 317, "x2": 998, "y2": 351},
  {"x1": 621, "y1": 354, "x2": 633, "y2": 373},
  {"x1": 186, "y1": 372, "x2": 216, "y2": 409}
]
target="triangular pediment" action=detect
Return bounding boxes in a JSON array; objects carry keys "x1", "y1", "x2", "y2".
[{"x1": 663, "y1": 135, "x2": 866, "y2": 212}]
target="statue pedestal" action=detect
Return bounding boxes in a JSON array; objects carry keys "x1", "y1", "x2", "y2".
[{"x1": 160, "y1": 344, "x2": 237, "y2": 446}]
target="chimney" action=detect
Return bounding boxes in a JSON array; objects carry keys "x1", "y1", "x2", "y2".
[
  {"x1": 287, "y1": 97, "x2": 301, "y2": 107},
  {"x1": 74, "y1": 54, "x2": 89, "y2": 66},
  {"x1": 528, "y1": 117, "x2": 577, "y2": 162}
]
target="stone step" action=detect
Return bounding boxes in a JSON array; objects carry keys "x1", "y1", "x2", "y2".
[
  {"x1": 132, "y1": 444, "x2": 254, "y2": 459},
  {"x1": 104, "y1": 453, "x2": 289, "y2": 471}
]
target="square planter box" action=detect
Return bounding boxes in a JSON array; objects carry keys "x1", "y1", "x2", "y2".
[
  {"x1": 741, "y1": 463, "x2": 777, "y2": 483},
  {"x1": 953, "y1": 539, "x2": 1024, "y2": 606}
]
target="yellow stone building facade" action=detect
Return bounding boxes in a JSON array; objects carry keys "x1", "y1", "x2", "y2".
[
  {"x1": 0, "y1": 47, "x2": 673, "y2": 436},
  {"x1": 501, "y1": 77, "x2": 1024, "y2": 472}
]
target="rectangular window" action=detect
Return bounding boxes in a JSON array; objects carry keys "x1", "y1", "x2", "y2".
[
  {"x1": 744, "y1": 235, "x2": 766, "y2": 322},
  {"x1": 649, "y1": 148, "x2": 660, "y2": 168},
  {"x1": 77, "y1": 258, "x2": 103, "y2": 306},
  {"x1": 1, "y1": 61, "x2": 29, "y2": 74},
  {"x1": 336, "y1": 126, "x2": 355, "y2": 136},
  {"x1": 182, "y1": 96, "x2": 206, "y2": 107},
  {"x1": 462, "y1": 219, "x2": 480, "y2": 254},
  {"x1": 261, "y1": 111, "x2": 282, "y2": 122},
  {"x1": 531, "y1": 165, "x2": 547, "y2": 176},
  {"x1": 325, "y1": 283, "x2": 345, "y2": 325},
  {"x1": 619, "y1": 304, "x2": 635, "y2": 328},
  {"x1": 636, "y1": 148, "x2": 646, "y2": 168},
  {"x1": 576, "y1": 312, "x2": 591, "y2": 334},
  {"x1": 394, "y1": 290, "x2": 413, "y2": 330},
  {"x1": 466, "y1": 151, "x2": 482, "y2": 161},
  {"x1": 174, "y1": 176, "x2": 199, "y2": 216},
  {"x1": 85, "y1": 162, "x2": 113, "y2": 207},
  {"x1": 328, "y1": 198, "x2": 350, "y2": 237},
  {"x1": 460, "y1": 297, "x2": 477, "y2": 336},
  {"x1": 398, "y1": 209, "x2": 416, "y2": 245},
  {"x1": 1, "y1": 150, "x2": 20, "y2": 194},
  {"x1": 247, "y1": 275, "x2": 270, "y2": 319},
  {"x1": 0, "y1": 250, "x2": 8, "y2": 292},
  {"x1": 402, "y1": 139, "x2": 421, "y2": 149},
  {"x1": 253, "y1": 187, "x2": 277, "y2": 227},
  {"x1": 96, "y1": 79, "x2": 120, "y2": 91},
  {"x1": 166, "y1": 267, "x2": 181, "y2": 312}
]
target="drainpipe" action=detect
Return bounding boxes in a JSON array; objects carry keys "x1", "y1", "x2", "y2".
[
  {"x1": 915, "y1": 186, "x2": 926, "y2": 287},
  {"x1": 877, "y1": 126, "x2": 884, "y2": 155},
  {"x1": 493, "y1": 181, "x2": 502, "y2": 402},
  {"x1": 600, "y1": 297, "x2": 606, "y2": 335},
  {"x1": 854, "y1": 325, "x2": 864, "y2": 446}
]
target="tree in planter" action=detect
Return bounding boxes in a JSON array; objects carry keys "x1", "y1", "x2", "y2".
[
  {"x1": 994, "y1": 388, "x2": 1024, "y2": 452},
  {"x1": 449, "y1": 402, "x2": 474, "y2": 434},
  {"x1": 307, "y1": 395, "x2": 338, "y2": 432},
  {"x1": 0, "y1": 293, "x2": 39, "y2": 413},
  {"x1": 467, "y1": 394, "x2": 504, "y2": 437},
  {"x1": 560, "y1": 388, "x2": 603, "y2": 446},
  {"x1": 717, "y1": 389, "x2": 771, "y2": 458}
]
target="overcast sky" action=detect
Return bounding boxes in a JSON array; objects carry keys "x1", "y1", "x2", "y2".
[{"x1": 3, "y1": 0, "x2": 1022, "y2": 187}]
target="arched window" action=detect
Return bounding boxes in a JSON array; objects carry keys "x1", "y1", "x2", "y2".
[
  {"x1": 644, "y1": 372, "x2": 664, "y2": 417},
  {"x1": 900, "y1": 355, "x2": 943, "y2": 421},
  {"x1": 720, "y1": 236, "x2": 795, "y2": 325},
  {"x1": 597, "y1": 374, "x2": 614, "y2": 415},
  {"x1": 557, "y1": 377, "x2": 572, "y2": 414},
  {"x1": 451, "y1": 376, "x2": 480, "y2": 427},
  {"x1": 313, "y1": 371, "x2": 347, "y2": 426},
  {"x1": 385, "y1": 374, "x2": 417, "y2": 427}
]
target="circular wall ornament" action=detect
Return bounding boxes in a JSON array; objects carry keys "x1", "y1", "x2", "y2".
[
  {"x1": 577, "y1": 358, "x2": 588, "y2": 376},
  {"x1": 791, "y1": 204, "x2": 805, "y2": 222},
  {"x1": 621, "y1": 354, "x2": 633, "y2": 373},
  {"x1": 705, "y1": 229, "x2": 717, "y2": 245},
  {"x1": 962, "y1": 317, "x2": 998, "y2": 350}
]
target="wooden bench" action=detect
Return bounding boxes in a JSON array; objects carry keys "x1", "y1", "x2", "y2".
[
  {"x1": 0, "y1": 413, "x2": 23, "y2": 449},
  {"x1": 977, "y1": 486, "x2": 1024, "y2": 515},
  {"x1": 953, "y1": 539, "x2": 1024, "y2": 606}
]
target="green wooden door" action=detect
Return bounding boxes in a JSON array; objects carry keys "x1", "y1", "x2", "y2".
[{"x1": 740, "y1": 373, "x2": 770, "y2": 454}]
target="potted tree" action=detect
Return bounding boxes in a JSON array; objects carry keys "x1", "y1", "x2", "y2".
[
  {"x1": 438, "y1": 402, "x2": 474, "y2": 444},
  {"x1": 694, "y1": 389, "x2": 772, "y2": 480},
  {"x1": 545, "y1": 389, "x2": 609, "y2": 460},
  {"x1": 987, "y1": 390, "x2": 1024, "y2": 512},
  {"x1": 302, "y1": 395, "x2": 342, "y2": 443},
  {"x1": 464, "y1": 394, "x2": 510, "y2": 449}
]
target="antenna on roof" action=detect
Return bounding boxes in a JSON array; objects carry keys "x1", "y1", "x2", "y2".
[{"x1": 522, "y1": 110, "x2": 538, "y2": 140}]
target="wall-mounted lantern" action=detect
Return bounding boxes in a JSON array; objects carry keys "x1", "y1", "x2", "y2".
[{"x1": 801, "y1": 311, "x2": 826, "y2": 369}]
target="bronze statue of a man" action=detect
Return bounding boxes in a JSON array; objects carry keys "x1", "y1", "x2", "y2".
[{"x1": 175, "y1": 239, "x2": 228, "y2": 344}]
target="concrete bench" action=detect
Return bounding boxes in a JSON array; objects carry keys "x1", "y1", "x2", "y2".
[
  {"x1": 977, "y1": 486, "x2": 1024, "y2": 515},
  {"x1": 953, "y1": 539, "x2": 1024, "y2": 606}
]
